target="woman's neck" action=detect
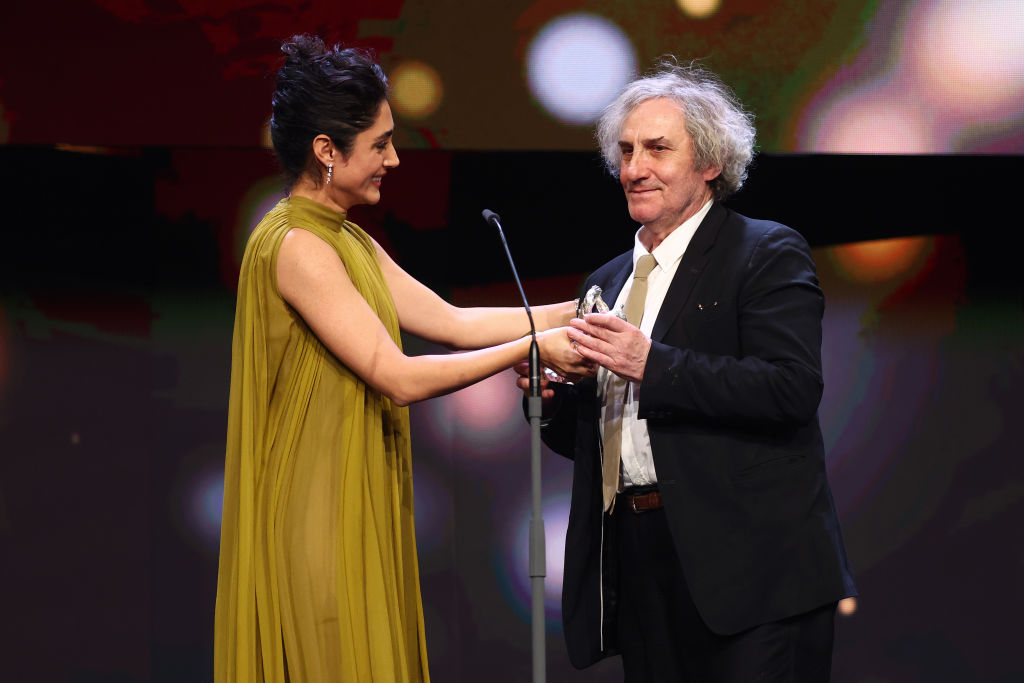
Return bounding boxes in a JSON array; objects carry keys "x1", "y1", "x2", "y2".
[{"x1": 290, "y1": 177, "x2": 348, "y2": 214}]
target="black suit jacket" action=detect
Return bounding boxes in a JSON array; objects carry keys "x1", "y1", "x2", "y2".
[{"x1": 541, "y1": 203, "x2": 857, "y2": 669}]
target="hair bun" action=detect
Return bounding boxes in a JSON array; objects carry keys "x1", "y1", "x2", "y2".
[{"x1": 281, "y1": 34, "x2": 328, "y2": 65}]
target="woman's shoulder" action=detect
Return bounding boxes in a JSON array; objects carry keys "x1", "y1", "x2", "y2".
[
  {"x1": 245, "y1": 197, "x2": 379, "y2": 284},
  {"x1": 247, "y1": 198, "x2": 340, "y2": 251},
  {"x1": 243, "y1": 201, "x2": 290, "y2": 257}
]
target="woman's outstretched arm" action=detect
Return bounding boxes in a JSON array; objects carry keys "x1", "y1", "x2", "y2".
[
  {"x1": 372, "y1": 238, "x2": 576, "y2": 349},
  {"x1": 277, "y1": 228, "x2": 592, "y2": 406}
]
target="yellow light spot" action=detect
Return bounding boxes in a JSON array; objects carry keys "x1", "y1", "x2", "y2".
[
  {"x1": 676, "y1": 0, "x2": 722, "y2": 19},
  {"x1": 390, "y1": 61, "x2": 444, "y2": 120}
]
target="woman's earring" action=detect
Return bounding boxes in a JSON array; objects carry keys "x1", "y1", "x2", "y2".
[{"x1": 326, "y1": 162, "x2": 333, "y2": 185}]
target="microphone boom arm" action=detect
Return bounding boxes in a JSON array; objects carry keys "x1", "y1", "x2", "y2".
[{"x1": 482, "y1": 209, "x2": 540, "y2": 395}]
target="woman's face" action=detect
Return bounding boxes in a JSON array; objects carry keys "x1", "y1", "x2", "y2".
[{"x1": 331, "y1": 100, "x2": 400, "y2": 211}]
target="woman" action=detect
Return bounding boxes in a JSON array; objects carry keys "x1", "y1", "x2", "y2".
[{"x1": 214, "y1": 35, "x2": 588, "y2": 683}]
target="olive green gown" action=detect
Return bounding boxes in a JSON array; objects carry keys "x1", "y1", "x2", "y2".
[{"x1": 214, "y1": 196, "x2": 429, "y2": 683}]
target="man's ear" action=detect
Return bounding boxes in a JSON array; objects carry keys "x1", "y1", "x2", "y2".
[{"x1": 701, "y1": 164, "x2": 722, "y2": 182}]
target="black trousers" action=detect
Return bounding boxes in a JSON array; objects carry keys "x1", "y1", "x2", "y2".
[{"x1": 614, "y1": 494, "x2": 836, "y2": 682}]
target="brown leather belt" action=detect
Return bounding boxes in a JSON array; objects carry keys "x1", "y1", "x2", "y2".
[{"x1": 622, "y1": 490, "x2": 663, "y2": 513}]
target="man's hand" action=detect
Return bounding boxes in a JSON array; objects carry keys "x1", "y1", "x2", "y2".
[{"x1": 568, "y1": 313, "x2": 651, "y2": 383}]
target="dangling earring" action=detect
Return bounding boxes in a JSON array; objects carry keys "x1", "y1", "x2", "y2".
[{"x1": 326, "y1": 162, "x2": 333, "y2": 185}]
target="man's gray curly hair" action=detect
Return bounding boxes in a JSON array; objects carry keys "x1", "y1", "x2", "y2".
[{"x1": 596, "y1": 60, "x2": 756, "y2": 200}]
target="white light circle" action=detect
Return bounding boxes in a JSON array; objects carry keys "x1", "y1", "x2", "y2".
[
  {"x1": 799, "y1": 88, "x2": 942, "y2": 153},
  {"x1": 526, "y1": 13, "x2": 637, "y2": 125},
  {"x1": 909, "y1": 0, "x2": 1024, "y2": 116}
]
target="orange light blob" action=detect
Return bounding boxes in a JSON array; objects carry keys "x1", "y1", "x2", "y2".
[
  {"x1": 838, "y1": 597, "x2": 858, "y2": 616},
  {"x1": 827, "y1": 236, "x2": 933, "y2": 284},
  {"x1": 676, "y1": 0, "x2": 721, "y2": 19}
]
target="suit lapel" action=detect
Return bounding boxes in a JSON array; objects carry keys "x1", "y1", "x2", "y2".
[{"x1": 651, "y1": 203, "x2": 728, "y2": 342}]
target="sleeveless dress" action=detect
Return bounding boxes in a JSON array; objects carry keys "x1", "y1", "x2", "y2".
[{"x1": 214, "y1": 196, "x2": 429, "y2": 683}]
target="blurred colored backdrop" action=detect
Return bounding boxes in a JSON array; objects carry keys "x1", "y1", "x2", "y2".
[{"x1": 1, "y1": 2, "x2": 1022, "y2": 681}]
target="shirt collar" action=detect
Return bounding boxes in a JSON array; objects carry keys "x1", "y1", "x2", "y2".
[{"x1": 632, "y1": 199, "x2": 714, "y2": 269}]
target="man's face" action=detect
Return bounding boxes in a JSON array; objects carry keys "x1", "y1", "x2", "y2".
[{"x1": 618, "y1": 97, "x2": 720, "y2": 235}]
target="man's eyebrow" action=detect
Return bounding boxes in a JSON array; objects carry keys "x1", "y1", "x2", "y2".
[
  {"x1": 374, "y1": 129, "x2": 394, "y2": 143},
  {"x1": 619, "y1": 136, "x2": 669, "y2": 147}
]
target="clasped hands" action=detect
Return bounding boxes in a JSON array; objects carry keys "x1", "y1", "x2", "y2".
[{"x1": 516, "y1": 313, "x2": 652, "y2": 399}]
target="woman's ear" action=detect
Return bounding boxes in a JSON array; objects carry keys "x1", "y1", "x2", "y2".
[{"x1": 311, "y1": 134, "x2": 335, "y2": 169}]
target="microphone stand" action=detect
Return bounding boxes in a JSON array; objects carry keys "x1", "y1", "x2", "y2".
[{"x1": 482, "y1": 209, "x2": 546, "y2": 683}]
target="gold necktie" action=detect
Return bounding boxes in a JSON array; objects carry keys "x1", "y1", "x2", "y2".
[{"x1": 602, "y1": 253, "x2": 657, "y2": 512}]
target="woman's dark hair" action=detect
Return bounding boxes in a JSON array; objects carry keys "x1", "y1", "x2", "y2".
[{"x1": 270, "y1": 35, "x2": 389, "y2": 190}]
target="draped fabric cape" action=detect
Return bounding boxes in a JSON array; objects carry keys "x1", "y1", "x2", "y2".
[{"x1": 214, "y1": 196, "x2": 429, "y2": 683}]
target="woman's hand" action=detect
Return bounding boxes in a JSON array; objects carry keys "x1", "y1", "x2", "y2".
[
  {"x1": 513, "y1": 362, "x2": 555, "y2": 399},
  {"x1": 537, "y1": 326, "x2": 597, "y2": 381},
  {"x1": 514, "y1": 326, "x2": 595, "y2": 398}
]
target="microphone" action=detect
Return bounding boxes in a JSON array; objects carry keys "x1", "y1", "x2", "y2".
[
  {"x1": 483, "y1": 210, "x2": 548, "y2": 680},
  {"x1": 482, "y1": 209, "x2": 540, "y2": 396}
]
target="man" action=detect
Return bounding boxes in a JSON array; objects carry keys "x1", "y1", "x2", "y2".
[{"x1": 517, "y1": 62, "x2": 857, "y2": 681}]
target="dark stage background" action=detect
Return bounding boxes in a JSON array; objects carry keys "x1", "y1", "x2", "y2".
[{"x1": 2, "y1": 1, "x2": 1024, "y2": 682}]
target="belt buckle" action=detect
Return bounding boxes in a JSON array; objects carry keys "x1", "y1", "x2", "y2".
[{"x1": 629, "y1": 494, "x2": 641, "y2": 513}]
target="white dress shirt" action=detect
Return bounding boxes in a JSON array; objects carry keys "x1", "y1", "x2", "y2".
[{"x1": 598, "y1": 199, "x2": 713, "y2": 488}]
